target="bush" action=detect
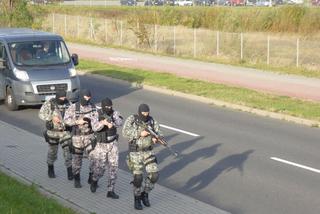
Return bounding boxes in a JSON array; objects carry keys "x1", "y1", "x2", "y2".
[{"x1": 0, "y1": 0, "x2": 33, "y2": 27}]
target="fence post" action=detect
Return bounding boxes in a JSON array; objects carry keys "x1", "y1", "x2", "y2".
[
  {"x1": 64, "y1": 14, "x2": 67, "y2": 36},
  {"x1": 154, "y1": 24, "x2": 158, "y2": 52},
  {"x1": 52, "y1": 13, "x2": 55, "y2": 33},
  {"x1": 120, "y1": 21, "x2": 123, "y2": 46},
  {"x1": 136, "y1": 21, "x2": 139, "y2": 48},
  {"x1": 193, "y1": 28, "x2": 197, "y2": 58},
  {"x1": 173, "y1": 26, "x2": 176, "y2": 56},
  {"x1": 105, "y1": 19, "x2": 108, "y2": 43},
  {"x1": 296, "y1": 38, "x2": 299, "y2": 67},
  {"x1": 240, "y1": 33, "x2": 243, "y2": 60},
  {"x1": 216, "y1": 31, "x2": 219, "y2": 56},
  {"x1": 89, "y1": 18, "x2": 92, "y2": 39},
  {"x1": 267, "y1": 35, "x2": 270, "y2": 65}
]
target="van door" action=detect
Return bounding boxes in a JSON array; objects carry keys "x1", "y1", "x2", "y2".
[{"x1": 0, "y1": 42, "x2": 7, "y2": 99}]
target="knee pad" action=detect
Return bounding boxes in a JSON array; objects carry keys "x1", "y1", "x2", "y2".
[
  {"x1": 148, "y1": 172, "x2": 159, "y2": 183},
  {"x1": 133, "y1": 174, "x2": 143, "y2": 188}
]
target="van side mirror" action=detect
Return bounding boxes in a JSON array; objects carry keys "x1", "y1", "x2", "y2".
[
  {"x1": 0, "y1": 59, "x2": 7, "y2": 69},
  {"x1": 71, "y1": 53, "x2": 79, "y2": 66}
]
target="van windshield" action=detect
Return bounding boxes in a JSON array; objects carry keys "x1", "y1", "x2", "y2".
[{"x1": 9, "y1": 40, "x2": 70, "y2": 66}]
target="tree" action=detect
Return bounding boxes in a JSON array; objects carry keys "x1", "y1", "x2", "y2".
[{"x1": 0, "y1": 0, "x2": 33, "y2": 27}]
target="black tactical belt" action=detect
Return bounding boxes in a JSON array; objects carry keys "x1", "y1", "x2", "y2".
[
  {"x1": 130, "y1": 145, "x2": 153, "y2": 152},
  {"x1": 75, "y1": 131, "x2": 94, "y2": 136},
  {"x1": 99, "y1": 135, "x2": 118, "y2": 144}
]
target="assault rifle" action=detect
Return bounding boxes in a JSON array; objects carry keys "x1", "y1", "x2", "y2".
[{"x1": 136, "y1": 121, "x2": 179, "y2": 157}]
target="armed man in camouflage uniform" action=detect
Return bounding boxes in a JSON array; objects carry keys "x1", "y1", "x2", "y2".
[
  {"x1": 122, "y1": 104, "x2": 162, "y2": 210},
  {"x1": 89, "y1": 97, "x2": 123, "y2": 199},
  {"x1": 39, "y1": 89, "x2": 73, "y2": 180},
  {"x1": 64, "y1": 89, "x2": 104, "y2": 188}
]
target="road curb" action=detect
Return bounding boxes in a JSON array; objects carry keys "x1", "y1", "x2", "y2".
[{"x1": 79, "y1": 71, "x2": 320, "y2": 128}]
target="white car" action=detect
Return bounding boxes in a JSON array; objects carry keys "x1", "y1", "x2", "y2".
[{"x1": 175, "y1": 0, "x2": 193, "y2": 6}]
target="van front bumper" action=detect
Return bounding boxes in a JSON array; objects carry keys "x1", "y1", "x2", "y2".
[{"x1": 11, "y1": 78, "x2": 80, "y2": 106}]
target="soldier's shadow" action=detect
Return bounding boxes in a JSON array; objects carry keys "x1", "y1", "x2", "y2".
[
  {"x1": 181, "y1": 149, "x2": 254, "y2": 193},
  {"x1": 159, "y1": 141, "x2": 221, "y2": 180}
]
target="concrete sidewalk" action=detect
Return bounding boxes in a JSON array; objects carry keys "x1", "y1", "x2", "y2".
[
  {"x1": 0, "y1": 120, "x2": 229, "y2": 214},
  {"x1": 68, "y1": 43, "x2": 320, "y2": 102}
]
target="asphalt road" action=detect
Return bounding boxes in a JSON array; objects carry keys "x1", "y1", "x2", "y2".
[{"x1": 1, "y1": 74, "x2": 320, "y2": 214}]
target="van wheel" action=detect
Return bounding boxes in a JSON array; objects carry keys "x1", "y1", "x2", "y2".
[{"x1": 5, "y1": 88, "x2": 19, "y2": 111}]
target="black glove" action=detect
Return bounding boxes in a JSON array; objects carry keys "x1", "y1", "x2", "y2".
[
  {"x1": 99, "y1": 116, "x2": 105, "y2": 121},
  {"x1": 83, "y1": 117, "x2": 91, "y2": 124},
  {"x1": 46, "y1": 121, "x2": 54, "y2": 130}
]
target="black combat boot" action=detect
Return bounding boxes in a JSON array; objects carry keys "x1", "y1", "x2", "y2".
[
  {"x1": 74, "y1": 174, "x2": 82, "y2": 188},
  {"x1": 90, "y1": 180, "x2": 98, "y2": 193},
  {"x1": 67, "y1": 167, "x2": 73, "y2": 180},
  {"x1": 141, "y1": 191, "x2": 150, "y2": 207},
  {"x1": 134, "y1": 195, "x2": 143, "y2": 210},
  {"x1": 107, "y1": 191, "x2": 119, "y2": 199},
  {"x1": 87, "y1": 172, "x2": 93, "y2": 184},
  {"x1": 48, "y1": 165, "x2": 55, "y2": 178}
]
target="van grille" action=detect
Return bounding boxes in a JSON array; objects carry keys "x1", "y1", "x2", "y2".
[{"x1": 36, "y1": 83, "x2": 68, "y2": 93}]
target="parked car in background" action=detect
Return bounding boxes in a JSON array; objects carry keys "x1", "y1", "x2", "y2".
[
  {"x1": 216, "y1": 0, "x2": 231, "y2": 5},
  {"x1": 255, "y1": 0, "x2": 271, "y2": 6},
  {"x1": 175, "y1": 0, "x2": 193, "y2": 6},
  {"x1": 120, "y1": 0, "x2": 137, "y2": 6},
  {"x1": 230, "y1": 0, "x2": 245, "y2": 5},
  {"x1": 195, "y1": 0, "x2": 214, "y2": 5},
  {"x1": 145, "y1": 0, "x2": 164, "y2": 5},
  {"x1": 312, "y1": 0, "x2": 320, "y2": 5}
]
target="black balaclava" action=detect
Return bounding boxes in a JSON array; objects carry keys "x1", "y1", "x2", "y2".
[
  {"x1": 79, "y1": 89, "x2": 91, "y2": 106},
  {"x1": 138, "y1": 103, "x2": 150, "y2": 122},
  {"x1": 55, "y1": 90, "x2": 67, "y2": 105},
  {"x1": 101, "y1": 97, "x2": 113, "y2": 115}
]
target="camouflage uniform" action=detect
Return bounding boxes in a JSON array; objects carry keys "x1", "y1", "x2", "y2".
[
  {"x1": 64, "y1": 102, "x2": 103, "y2": 187},
  {"x1": 122, "y1": 112, "x2": 162, "y2": 206},
  {"x1": 90, "y1": 109, "x2": 123, "y2": 195},
  {"x1": 39, "y1": 98, "x2": 72, "y2": 179}
]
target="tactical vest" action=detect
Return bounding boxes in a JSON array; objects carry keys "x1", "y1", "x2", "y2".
[
  {"x1": 95, "y1": 109, "x2": 118, "y2": 143},
  {"x1": 47, "y1": 98, "x2": 70, "y2": 131},
  {"x1": 72, "y1": 102, "x2": 96, "y2": 136},
  {"x1": 129, "y1": 115, "x2": 155, "y2": 152}
]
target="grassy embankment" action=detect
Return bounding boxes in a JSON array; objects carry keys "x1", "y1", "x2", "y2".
[
  {"x1": 78, "y1": 59, "x2": 320, "y2": 123},
  {"x1": 0, "y1": 171, "x2": 76, "y2": 213},
  {"x1": 38, "y1": 5, "x2": 320, "y2": 78}
]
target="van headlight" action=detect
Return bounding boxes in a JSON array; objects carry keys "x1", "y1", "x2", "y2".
[
  {"x1": 13, "y1": 68, "x2": 29, "y2": 81},
  {"x1": 69, "y1": 68, "x2": 77, "y2": 77}
]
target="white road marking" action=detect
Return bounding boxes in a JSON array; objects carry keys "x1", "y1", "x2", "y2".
[
  {"x1": 160, "y1": 124, "x2": 200, "y2": 137},
  {"x1": 271, "y1": 157, "x2": 320, "y2": 174}
]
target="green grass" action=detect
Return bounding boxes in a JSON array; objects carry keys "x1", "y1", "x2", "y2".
[
  {"x1": 78, "y1": 59, "x2": 320, "y2": 122},
  {"x1": 39, "y1": 5, "x2": 320, "y2": 35},
  {"x1": 0, "y1": 171, "x2": 76, "y2": 214}
]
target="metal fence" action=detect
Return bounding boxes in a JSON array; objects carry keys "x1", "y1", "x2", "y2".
[{"x1": 43, "y1": 13, "x2": 320, "y2": 71}]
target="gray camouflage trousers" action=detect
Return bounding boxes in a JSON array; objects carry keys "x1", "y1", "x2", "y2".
[
  {"x1": 72, "y1": 134, "x2": 95, "y2": 175},
  {"x1": 127, "y1": 151, "x2": 158, "y2": 196},
  {"x1": 89, "y1": 141, "x2": 119, "y2": 192},
  {"x1": 47, "y1": 143, "x2": 72, "y2": 167},
  {"x1": 46, "y1": 130, "x2": 72, "y2": 168}
]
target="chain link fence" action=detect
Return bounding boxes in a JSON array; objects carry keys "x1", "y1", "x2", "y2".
[{"x1": 43, "y1": 13, "x2": 320, "y2": 71}]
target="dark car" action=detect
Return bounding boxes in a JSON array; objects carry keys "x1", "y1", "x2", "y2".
[
  {"x1": 195, "y1": 0, "x2": 213, "y2": 5},
  {"x1": 120, "y1": 0, "x2": 137, "y2": 6}
]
